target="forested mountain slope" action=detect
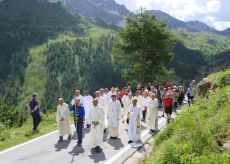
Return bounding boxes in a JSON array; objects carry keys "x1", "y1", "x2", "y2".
[{"x1": 0, "y1": 0, "x2": 85, "y2": 104}]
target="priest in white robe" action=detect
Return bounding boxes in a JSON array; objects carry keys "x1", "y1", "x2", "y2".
[
  {"x1": 134, "y1": 90, "x2": 143, "y2": 109},
  {"x1": 141, "y1": 90, "x2": 149, "y2": 121},
  {"x1": 71, "y1": 90, "x2": 84, "y2": 106},
  {"x1": 128, "y1": 99, "x2": 141, "y2": 144},
  {"x1": 107, "y1": 94, "x2": 122, "y2": 139},
  {"x1": 88, "y1": 99, "x2": 105, "y2": 153},
  {"x1": 147, "y1": 93, "x2": 159, "y2": 133},
  {"x1": 83, "y1": 90, "x2": 93, "y2": 128},
  {"x1": 123, "y1": 92, "x2": 133, "y2": 124},
  {"x1": 95, "y1": 91, "x2": 108, "y2": 129},
  {"x1": 56, "y1": 98, "x2": 72, "y2": 142}
]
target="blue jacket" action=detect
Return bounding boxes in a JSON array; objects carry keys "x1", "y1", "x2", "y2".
[{"x1": 70, "y1": 105, "x2": 85, "y2": 119}]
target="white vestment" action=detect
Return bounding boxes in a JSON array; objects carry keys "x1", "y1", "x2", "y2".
[
  {"x1": 56, "y1": 103, "x2": 72, "y2": 136},
  {"x1": 71, "y1": 95, "x2": 84, "y2": 106},
  {"x1": 134, "y1": 95, "x2": 144, "y2": 109},
  {"x1": 83, "y1": 95, "x2": 93, "y2": 121},
  {"x1": 96, "y1": 96, "x2": 108, "y2": 128},
  {"x1": 142, "y1": 96, "x2": 149, "y2": 111},
  {"x1": 102, "y1": 94, "x2": 110, "y2": 108},
  {"x1": 122, "y1": 95, "x2": 133, "y2": 123},
  {"x1": 88, "y1": 106, "x2": 105, "y2": 147},
  {"x1": 107, "y1": 100, "x2": 122, "y2": 137},
  {"x1": 147, "y1": 98, "x2": 158, "y2": 130},
  {"x1": 128, "y1": 106, "x2": 141, "y2": 142}
]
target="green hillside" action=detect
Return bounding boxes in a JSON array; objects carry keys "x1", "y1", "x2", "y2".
[
  {"x1": 144, "y1": 69, "x2": 230, "y2": 163},
  {"x1": 0, "y1": 0, "x2": 85, "y2": 104},
  {"x1": 173, "y1": 30, "x2": 230, "y2": 57},
  {"x1": 17, "y1": 29, "x2": 123, "y2": 109}
]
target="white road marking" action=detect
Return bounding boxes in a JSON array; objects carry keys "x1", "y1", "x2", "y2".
[
  {"x1": 0, "y1": 115, "x2": 168, "y2": 163},
  {"x1": 0, "y1": 125, "x2": 75, "y2": 155},
  {"x1": 105, "y1": 119, "x2": 165, "y2": 164}
]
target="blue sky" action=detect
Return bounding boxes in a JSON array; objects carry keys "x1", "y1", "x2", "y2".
[{"x1": 115, "y1": 0, "x2": 230, "y2": 31}]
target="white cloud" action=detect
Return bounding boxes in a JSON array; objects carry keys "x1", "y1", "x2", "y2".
[
  {"x1": 205, "y1": 15, "x2": 230, "y2": 30},
  {"x1": 213, "y1": 21, "x2": 230, "y2": 30},
  {"x1": 115, "y1": 0, "x2": 230, "y2": 30},
  {"x1": 206, "y1": 0, "x2": 221, "y2": 13}
]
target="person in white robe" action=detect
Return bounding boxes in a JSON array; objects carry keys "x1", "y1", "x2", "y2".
[
  {"x1": 147, "y1": 93, "x2": 159, "y2": 133},
  {"x1": 83, "y1": 90, "x2": 93, "y2": 128},
  {"x1": 128, "y1": 99, "x2": 141, "y2": 144},
  {"x1": 88, "y1": 99, "x2": 105, "y2": 153},
  {"x1": 123, "y1": 92, "x2": 133, "y2": 124},
  {"x1": 95, "y1": 91, "x2": 108, "y2": 130},
  {"x1": 141, "y1": 90, "x2": 149, "y2": 121},
  {"x1": 56, "y1": 98, "x2": 72, "y2": 142},
  {"x1": 71, "y1": 90, "x2": 84, "y2": 106},
  {"x1": 134, "y1": 90, "x2": 143, "y2": 109},
  {"x1": 107, "y1": 94, "x2": 122, "y2": 139}
]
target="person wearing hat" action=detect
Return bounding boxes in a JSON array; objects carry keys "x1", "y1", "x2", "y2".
[
  {"x1": 56, "y1": 98, "x2": 72, "y2": 142},
  {"x1": 107, "y1": 93, "x2": 122, "y2": 139},
  {"x1": 162, "y1": 93, "x2": 173, "y2": 124},
  {"x1": 28, "y1": 93, "x2": 41, "y2": 132}
]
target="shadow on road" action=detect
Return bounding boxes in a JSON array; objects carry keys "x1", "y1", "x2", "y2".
[
  {"x1": 107, "y1": 138, "x2": 124, "y2": 150},
  {"x1": 69, "y1": 145, "x2": 85, "y2": 163},
  {"x1": 88, "y1": 149, "x2": 106, "y2": 163},
  {"x1": 141, "y1": 124, "x2": 146, "y2": 130},
  {"x1": 54, "y1": 140, "x2": 71, "y2": 152}
]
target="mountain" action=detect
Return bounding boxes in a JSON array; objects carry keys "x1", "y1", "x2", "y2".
[
  {"x1": 0, "y1": 0, "x2": 125, "y2": 107},
  {"x1": 147, "y1": 10, "x2": 218, "y2": 33},
  {"x1": 59, "y1": 0, "x2": 131, "y2": 25},
  {"x1": 0, "y1": 0, "x2": 229, "y2": 107},
  {"x1": 56, "y1": 1, "x2": 230, "y2": 34},
  {"x1": 0, "y1": 0, "x2": 82, "y2": 103},
  {"x1": 218, "y1": 28, "x2": 230, "y2": 35}
]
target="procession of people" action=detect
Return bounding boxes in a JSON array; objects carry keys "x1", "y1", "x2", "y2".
[{"x1": 28, "y1": 80, "x2": 196, "y2": 154}]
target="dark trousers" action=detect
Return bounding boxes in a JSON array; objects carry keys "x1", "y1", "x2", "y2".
[
  {"x1": 31, "y1": 112, "x2": 41, "y2": 130},
  {"x1": 142, "y1": 110, "x2": 146, "y2": 121},
  {"x1": 75, "y1": 119, "x2": 83, "y2": 144},
  {"x1": 188, "y1": 96, "x2": 194, "y2": 106}
]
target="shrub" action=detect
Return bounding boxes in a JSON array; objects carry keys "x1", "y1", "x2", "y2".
[{"x1": 0, "y1": 97, "x2": 26, "y2": 128}]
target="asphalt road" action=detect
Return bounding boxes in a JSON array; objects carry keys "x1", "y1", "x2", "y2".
[{"x1": 0, "y1": 110, "x2": 174, "y2": 164}]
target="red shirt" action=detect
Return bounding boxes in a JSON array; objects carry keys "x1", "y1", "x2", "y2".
[
  {"x1": 119, "y1": 91, "x2": 125, "y2": 99},
  {"x1": 162, "y1": 97, "x2": 173, "y2": 107}
]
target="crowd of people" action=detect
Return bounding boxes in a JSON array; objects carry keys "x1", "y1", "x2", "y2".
[{"x1": 28, "y1": 80, "x2": 196, "y2": 153}]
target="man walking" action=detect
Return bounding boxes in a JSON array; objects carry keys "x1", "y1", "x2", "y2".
[
  {"x1": 29, "y1": 93, "x2": 41, "y2": 132},
  {"x1": 107, "y1": 94, "x2": 122, "y2": 139},
  {"x1": 56, "y1": 98, "x2": 72, "y2": 142},
  {"x1": 88, "y1": 99, "x2": 105, "y2": 153},
  {"x1": 147, "y1": 94, "x2": 159, "y2": 134},
  {"x1": 162, "y1": 93, "x2": 173, "y2": 124},
  {"x1": 70, "y1": 98, "x2": 85, "y2": 146},
  {"x1": 128, "y1": 99, "x2": 141, "y2": 144}
]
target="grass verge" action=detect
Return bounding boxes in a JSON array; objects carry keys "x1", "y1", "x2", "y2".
[{"x1": 143, "y1": 69, "x2": 230, "y2": 164}]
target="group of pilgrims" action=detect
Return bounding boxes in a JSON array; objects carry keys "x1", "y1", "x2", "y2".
[
  {"x1": 30, "y1": 81, "x2": 195, "y2": 154},
  {"x1": 53, "y1": 81, "x2": 192, "y2": 152}
]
